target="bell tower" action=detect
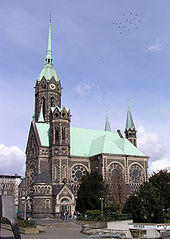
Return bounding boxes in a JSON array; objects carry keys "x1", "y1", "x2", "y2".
[
  {"x1": 49, "y1": 106, "x2": 71, "y2": 184},
  {"x1": 34, "y1": 16, "x2": 61, "y2": 123},
  {"x1": 125, "y1": 104, "x2": 137, "y2": 147}
]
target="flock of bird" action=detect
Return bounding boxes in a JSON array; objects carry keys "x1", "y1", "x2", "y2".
[{"x1": 113, "y1": 12, "x2": 141, "y2": 35}]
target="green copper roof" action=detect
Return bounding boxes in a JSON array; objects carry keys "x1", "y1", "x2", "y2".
[
  {"x1": 51, "y1": 106, "x2": 70, "y2": 113},
  {"x1": 70, "y1": 127, "x2": 145, "y2": 157},
  {"x1": 105, "y1": 115, "x2": 111, "y2": 131},
  {"x1": 45, "y1": 15, "x2": 53, "y2": 67},
  {"x1": 34, "y1": 123, "x2": 146, "y2": 157},
  {"x1": 38, "y1": 105, "x2": 45, "y2": 122},
  {"x1": 37, "y1": 66, "x2": 60, "y2": 83},
  {"x1": 36, "y1": 16, "x2": 60, "y2": 84},
  {"x1": 35, "y1": 123, "x2": 49, "y2": 146},
  {"x1": 125, "y1": 105, "x2": 136, "y2": 130}
]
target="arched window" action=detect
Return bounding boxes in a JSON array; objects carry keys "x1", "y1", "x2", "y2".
[
  {"x1": 55, "y1": 128, "x2": 59, "y2": 142},
  {"x1": 108, "y1": 163, "x2": 124, "y2": 183},
  {"x1": 51, "y1": 97, "x2": 54, "y2": 107},
  {"x1": 45, "y1": 199, "x2": 50, "y2": 208},
  {"x1": 129, "y1": 164, "x2": 143, "y2": 183},
  {"x1": 62, "y1": 127, "x2": 65, "y2": 140},
  {"x1": 42, "y1": 97, "x2": 45, "y2": 119}
]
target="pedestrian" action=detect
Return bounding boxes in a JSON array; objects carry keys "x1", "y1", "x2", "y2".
[{"x1": 65, "y1": 211, "x2": 68, "y2": 220}]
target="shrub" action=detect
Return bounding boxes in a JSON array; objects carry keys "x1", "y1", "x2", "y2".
[{"x1": 85, "y1": 210, "x2": 102, "y2": 220}]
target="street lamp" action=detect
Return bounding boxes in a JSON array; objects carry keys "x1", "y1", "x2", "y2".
[
  {"x1": 22, "y1": 196, "x2": 30, "y2": 220},
  {"x1": 99, "y1": 197, "x2": 104, "y2": 217}
]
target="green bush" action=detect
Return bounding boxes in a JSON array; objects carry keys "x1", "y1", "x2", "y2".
[
  {"x1": 104, "y1": 203, "x2": 121, "y2": 214},
  {"x1": 18, "y1": 219, "x2": 36, "y2": 228},
  {"x1": 85, "y1": 210, "x2": 102, "y2": 220}
]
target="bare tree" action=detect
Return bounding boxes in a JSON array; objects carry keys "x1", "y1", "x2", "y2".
[{"x1": 107, "y1": 169, "x2": 127, "y2": 212}]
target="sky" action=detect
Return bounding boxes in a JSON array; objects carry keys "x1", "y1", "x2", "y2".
[{"x1": 0, "y1": 0, "x2": 170, "y2": 176}]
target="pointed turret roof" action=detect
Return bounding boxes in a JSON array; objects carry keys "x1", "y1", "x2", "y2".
[
  {"x1": 45, "y1": 15, "x2": 53, "y2": 66},
  {"x1": 105, "y1": 114, "x2": 111, "y2": 132},
  {"x1": 38, "y1": 105, "x2": 45, "y2": 122},
  {"x1": 125, "y1": 104, "x2": 136, "y2": 131}
]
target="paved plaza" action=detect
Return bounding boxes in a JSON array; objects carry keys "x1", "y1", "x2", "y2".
[{"x1": 0, "y1": 220, "x2": 88, "y2": 239}]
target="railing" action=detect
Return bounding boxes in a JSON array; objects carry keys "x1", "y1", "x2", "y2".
[{"x1": 104, "y1": 213, "x2": 132, "y2": 221}]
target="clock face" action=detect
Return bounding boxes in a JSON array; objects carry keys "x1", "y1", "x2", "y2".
[{"x1": 50, "y1": 83, "x2": 56, "y2": 90}]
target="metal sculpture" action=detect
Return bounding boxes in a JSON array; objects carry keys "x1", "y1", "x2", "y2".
[{"x1": 0, "y1": 195, "x2": 21, "y2": 239}]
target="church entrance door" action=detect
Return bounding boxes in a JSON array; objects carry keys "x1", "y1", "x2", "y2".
[{"x1": 59, "y1": 199, "x2": 71, "y2": 213}]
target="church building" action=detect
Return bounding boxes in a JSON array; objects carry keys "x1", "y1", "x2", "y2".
[{"x1": 18, "y1": 18, "x2": 148, "y2": 218}]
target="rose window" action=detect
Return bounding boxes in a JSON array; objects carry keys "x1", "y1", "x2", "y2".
[
  {"x1": 108, "y1": 163, "x2": 123, "y2": 179},
  {"x1": 129, "y1": 164, "x2": 143, "y2": 183},
  {"x1": 72, "y1": 165, "x2": 86, "y2": 182}
]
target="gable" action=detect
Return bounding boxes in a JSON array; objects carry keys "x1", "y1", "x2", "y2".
[{"x1": 26, "y1": 121, "x2": 41, "y2": 153}]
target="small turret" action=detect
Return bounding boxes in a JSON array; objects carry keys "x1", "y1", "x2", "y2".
[
  {"x1": 104, "y1": 113, "x2": 111, "y2": 132},
  {"x1": 125, "y1": 104, "x2": 137, "y2": 147}
]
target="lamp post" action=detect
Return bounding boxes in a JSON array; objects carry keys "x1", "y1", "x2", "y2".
[
  {"x1": 99, "y1": 197, "x2": 104, "y2": 217},
  {"x1": 22, "y1": 196, "x2": 30, "y2": 220}
]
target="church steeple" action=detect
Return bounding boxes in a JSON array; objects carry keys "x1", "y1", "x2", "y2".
[
  {"x1": 34, "y1": 16, "x2": 62, "y2": 123},
  {"x1": 125, "y1": 104, "x2": 137, "y2": 147},
  {"x1": 45, "y1": 15, "x2": 53, "y2": 66},
  {"x1": 105, "y1": 113, "x2": 111, "y2": 132}
]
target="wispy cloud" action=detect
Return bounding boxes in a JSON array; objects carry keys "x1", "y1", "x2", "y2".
[
  {"x1": 159, "y1": 106, "x2": 170, "y2": 117},
  {"x1": 74, "y1": 79, "x2": 91, "y2": 96},
  {"x1": 147, "y1": 41, "x2": 161, "y2": 52},
  {"x1": 74, "y1": 79, "x2": 102, "y2": 100}
]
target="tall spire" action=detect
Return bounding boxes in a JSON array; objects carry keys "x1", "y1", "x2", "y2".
[
  {"x1": 105, "y1": 113, "x2": 111, "y2": 132},
  {"x1": 45, "y1": 15, "x2": 53, "y2": 66},
  {"x1": 125, "y1": 103, "x2": 136, "y2": 130}
]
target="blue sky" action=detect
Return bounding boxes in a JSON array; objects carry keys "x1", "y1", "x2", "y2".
[{"x1": 0, "y1": 0, "x2": 170, "y2": 175}]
